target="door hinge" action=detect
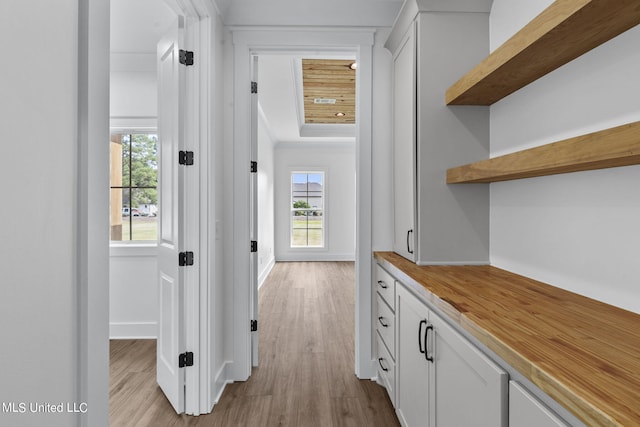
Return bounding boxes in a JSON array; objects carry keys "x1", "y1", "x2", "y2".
[
  {"x1": 251, "y1": 81, "x2": 258, "y2": 94},
  {"x1": 250, "y1": 161, "x2": 257, "y2": 173},
  {"x1": 179, "y1": 150, "x2": 194, "y2": 166},
  {"x1": 179, "y1": 351, "x2": 194, "y2": 368},
  {"x1": 251, "y1": 320, "x2": 258, "y2": 332},
  {"x1": 179, "y1": 49, "x2": 194, "y2": 66},
  {"x1": 251, "y1": 241, "x2": 257, "y2": 253},
  {"x1": 179, "y1": 251, "x2": 194, "y2": 266}
]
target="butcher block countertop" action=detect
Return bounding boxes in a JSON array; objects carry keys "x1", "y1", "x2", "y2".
[{"x1": 374, "y1": 251, "x2": 640, "y2": 427}]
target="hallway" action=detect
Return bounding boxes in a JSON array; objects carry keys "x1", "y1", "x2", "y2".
[{"x1": 109, "y1": 262, "x2": 399, "y2": 426}]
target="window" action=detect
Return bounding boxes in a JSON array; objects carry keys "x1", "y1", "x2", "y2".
[
  {"x1": 291, "y1": 172, "x2": 324, "y2": 248},
  {"x1": 110, "y1": 132, "x2": 158, "y2": 241}
]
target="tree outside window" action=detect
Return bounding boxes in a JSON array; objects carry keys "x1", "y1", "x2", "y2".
[{"x1": 110, "y1": 133, "x2": 158, "y2": 241}]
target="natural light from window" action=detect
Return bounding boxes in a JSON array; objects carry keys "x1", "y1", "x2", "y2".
[
  {"x1": 291, "y1": 172, "x2": 324, "y2": 248},
  {"x1": 110, "y1": 132, "x2": 158, "y2": 242}
]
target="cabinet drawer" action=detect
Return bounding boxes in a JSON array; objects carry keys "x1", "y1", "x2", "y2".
[
  {"x1": 375, "y1": 264, "x2": 395, "y2": 310},
  {"x1": 376, "y1": 294, "x2": 395, "y2": 359},
  {"x1": 377, "y1": 332, "x2": 396, "y2": 406}
]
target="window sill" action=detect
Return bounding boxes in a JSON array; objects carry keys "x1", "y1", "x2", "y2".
[{"x1": 110, "y1": 242, "x2": 158, "y2": 258}]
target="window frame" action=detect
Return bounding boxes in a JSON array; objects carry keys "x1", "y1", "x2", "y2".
[
  {"x1": 109, "y1": 129, "x2": 159, "y2": 245},
  {"x1": 290, "y1": 170, "x2": 326, "y2": 249}
]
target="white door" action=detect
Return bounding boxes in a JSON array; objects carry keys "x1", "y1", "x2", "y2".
[
  {"x1": 392, "y1": 22, "x2": 417, "y2": 262},
  {"x1": 250, "y1": 56, "x2": 259, "y2": 367},
  {"x1": 157, "y1": 16, "x2": 187, "y2": 414}
]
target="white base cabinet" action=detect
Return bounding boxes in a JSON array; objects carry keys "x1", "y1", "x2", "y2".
[
  {"x1": 509, "y1": 381, "x2": 569, "y2": 427},
  {"x1": 395, "y1": 283, "x2": 507, "y2": 427}
]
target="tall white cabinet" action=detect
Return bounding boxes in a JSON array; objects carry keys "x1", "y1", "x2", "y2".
[
  {"x1": 392, "y1": 22, "x2": 417, "y2": 261},
  {"x1": 386, "y1": 0, "x2": 491, "y2": 265},
  {"x1": 396, "y1": 283, "x2": 508, "y2": 427}
]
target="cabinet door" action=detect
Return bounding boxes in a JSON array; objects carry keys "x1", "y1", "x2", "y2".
[
  {"x1": 396, "y1": 284, "x2": 430, "y2": 427},
  {"x1": 509, "y1": 382, "x2": 569, "y2": 427},
  {"x1": 392, "y1": 22, "x2": 417, "y2": 262},
  {"x1": 429, "y1": 313, "x2": 508, "y2": 427}
]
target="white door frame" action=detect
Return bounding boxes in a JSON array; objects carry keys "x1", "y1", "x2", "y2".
[
  {"x1": 80, "y1": 0, "x2": 218, "y2": 423},
  {"x1": 229, "y1": 28, "x2": 376, "y2": 381},
  {"x1": 78, "y1": 0, "x2": 111, "y2": 425}
]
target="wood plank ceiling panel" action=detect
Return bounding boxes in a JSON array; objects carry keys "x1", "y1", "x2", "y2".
[{"x1": 302, "y1": 59, "x2": 356, "y2": 124}]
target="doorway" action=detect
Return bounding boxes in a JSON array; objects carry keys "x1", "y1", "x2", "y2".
[
  {"x1": 109, "y1": 0, "x2": 207, "y2": 417},
  {"x1": 254, "y1": 51, "x2": 358, "y2": 370},
  {"x1": 231, "y1": 29, "x2": 376, "y2": 381}
]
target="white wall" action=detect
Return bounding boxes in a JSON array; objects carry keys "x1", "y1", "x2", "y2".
[
  {"x1": 0, "y1": 1, "x2": 81, "y2": 425},
  {"x1": 489, "y1": 0, "x2": 640, "y2": 314},
  {"x1": 109, "y1": 247, "x2": 158, "y2": 337},
  {"x1": 110, "y1": 54, "x2": 157, "y2": 127},
  {"x1": 221, "y1": 0, "x2": 401, "y2": 27},
  {"x1": 258, "y1": 107, "x2": 276, "y2": 285},
  {"x1": 110, "y1": 70, "x2": 156, "y2": 117},
  {"x1": 274, "y1": 142, "x2": 356, "y2": 261}
]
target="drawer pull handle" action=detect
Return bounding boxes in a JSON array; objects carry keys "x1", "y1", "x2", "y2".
[
  {"x1": 378, "y1": 357, "x2": 389, "y2": 372},
  {"x1": 418, "y1": 320, "x2": 427, "y2": 354},
  {"x1": 377, "y1": 280, "x2": 388, "y2": 289},
  {"x1": 378, "y1": 316, "x2": 389, "y2": 328},
  {"x1": 425, "y1": 324, "x2": 434, "y2": 363}
]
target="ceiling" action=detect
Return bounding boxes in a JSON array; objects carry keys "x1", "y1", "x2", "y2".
[
  {"x1": 258, "y1": 55, "x2": 357, "y2": 144},
  {"x1": 302, "y1": 59, "x2": 356, "y2": 125}
]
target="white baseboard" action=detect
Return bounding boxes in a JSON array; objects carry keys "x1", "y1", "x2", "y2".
[
  {"x1": 258, "y1": 256, "x2": 276, "y2": 290},
  {"x1": 275, "y1": 253, "x2": 355, "y2": 262},
  {"x1": 212, "y1": 361, "x2": 232, "y2": 405},
  {"x1": 109, "y1": 322, "x2": 156, "y2": 339}
]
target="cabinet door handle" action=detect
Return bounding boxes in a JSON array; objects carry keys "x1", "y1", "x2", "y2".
[
  {"x1": 378, "y1": 357, "x2": 389, "y2": 372},
  {"x1": 378, "y1": 316, "x2": 389, "y2": 328},
  {"x1": 377, "y1": 280, "x2": 388, "y2": 289},
  {"x1": 425, "y1": 324, "x2": 434, "y2": 363},
  {"x1": 407, "y1": 229, "x2": 414, "y2": 254},
  {"x1": 418, "y1": 319, "x2": 427, "y2": 354}
]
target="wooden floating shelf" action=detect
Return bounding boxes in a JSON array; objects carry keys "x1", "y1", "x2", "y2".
[
  {"x1": 445, "y1": 0, "x2": 640, "y2": 105},
  {"x1": 447, "y1": 121, "x2": 640, "y2": 184}
]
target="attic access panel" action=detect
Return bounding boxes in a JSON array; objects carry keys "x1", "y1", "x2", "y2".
[{"x1": 302, "y1": 59, "x2": 356, "y2": 124}]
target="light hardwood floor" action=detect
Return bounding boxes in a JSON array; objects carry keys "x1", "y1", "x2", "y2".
[{"x1": 110, "y1": 261, "x2": 400, "y2": 426}]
